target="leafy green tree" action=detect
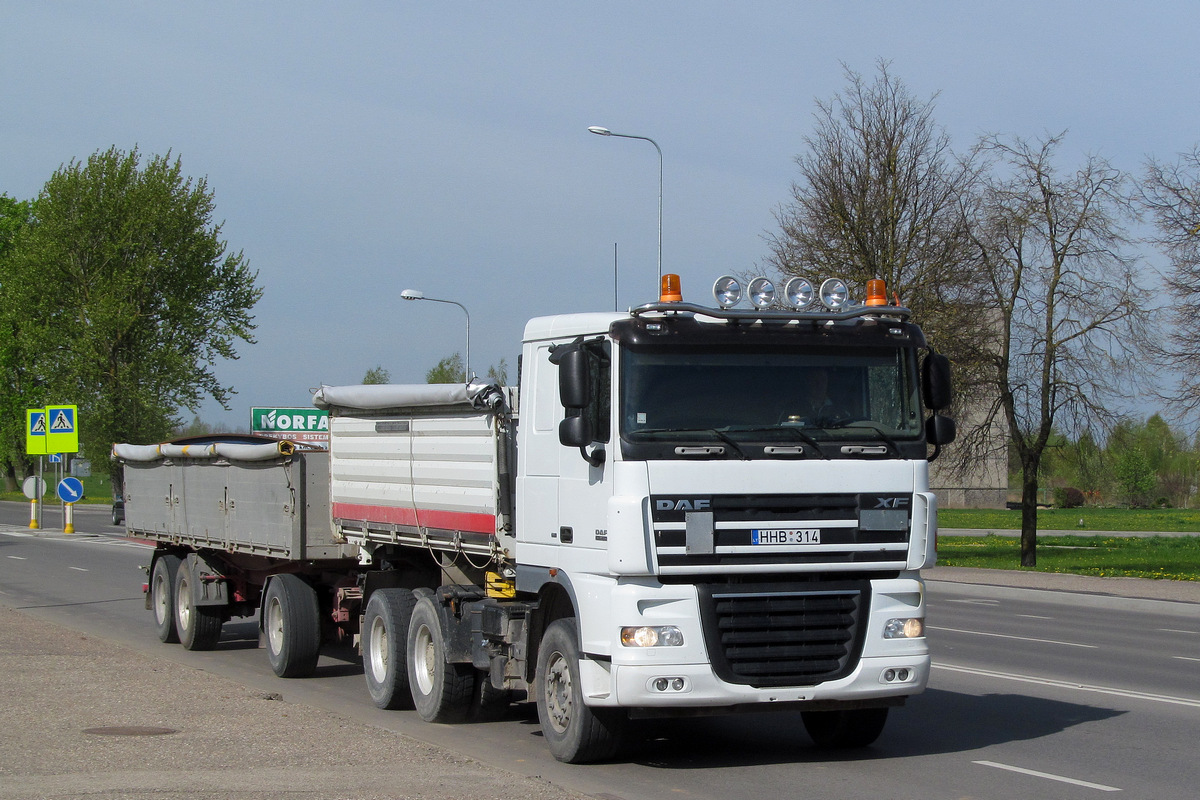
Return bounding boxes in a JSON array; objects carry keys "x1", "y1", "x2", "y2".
[
  {"x1": 362, "y1": 365, "x2": 391, "y2": 384},
  {"x1": 425, "y1": 353, "x2": 465, "y2": 384},
  {"x1": 13, "y1": 147, "x2": 261, "y2": 480},
  {"x1": 0, "y1": 194, "x2": 39, "y2": 490},
  {"x1": 486, "y1": 358, "x2": 509, "y2": 386}
]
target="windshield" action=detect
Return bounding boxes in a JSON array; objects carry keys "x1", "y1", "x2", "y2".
[{"x1": 620, "y1": 345, "x2": 923, "y2": 459}]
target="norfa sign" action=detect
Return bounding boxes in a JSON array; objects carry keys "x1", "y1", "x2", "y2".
[{"x1": 251, "y1": 407, "x2": 329, "y2": 447}]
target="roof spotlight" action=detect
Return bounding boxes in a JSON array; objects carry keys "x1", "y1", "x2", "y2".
[
  {"x1": 747, "y1": 277, "x2": 776, "y2": 309},
  {"x1": 712, "y1": 275, "x2": 742, "y2": 308},
  {"x1": 782, "y1": 277, "x2": 815, "y2": 309},
  {"x1": 819, "y1": 277, "x2": 850, "y2": 310}
]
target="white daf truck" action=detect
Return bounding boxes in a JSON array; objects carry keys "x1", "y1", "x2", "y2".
[{"x1": 117, "y1": 273, "x2": 955, "y2": 763}]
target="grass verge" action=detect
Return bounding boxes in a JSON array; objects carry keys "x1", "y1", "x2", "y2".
[
  {"x1": 937, "y1": 534, "x2": 1200, "y2": 581},
  {"x1": 939, "y1": 507, "x2": 1200, "y2": 533}
]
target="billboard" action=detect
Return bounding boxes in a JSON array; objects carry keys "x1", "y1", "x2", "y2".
[{"x1": 251, "y1": 407, "x2": 329, "y2": 447}]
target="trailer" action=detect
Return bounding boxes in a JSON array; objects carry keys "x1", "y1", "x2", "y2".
[{"x1": 117, "y1": 272, "x2": 956, "y2": 763}]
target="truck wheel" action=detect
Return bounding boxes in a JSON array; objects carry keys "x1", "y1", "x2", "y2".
[
  {"x1": 263, "y1": 574, "x2": 321, "y2": 678},
  {"x1": 471, "y1": 669, "x2": 513, "y2": 722},
  {"x1": 174, "y1": 559, "x2": 223, "y2": 651},
  {"x1": 150, "y1": 554, "x2": 181, "y2": 643},
  {"x1": 536, "y1": 618, "x2": 626, "y2": 763},
  {"x1": 802, "y1": 707, "x2": 889, "y2": 748},
  {"x1": 407, "y1": 594, "x2": 474, "y2": 723},
  {"x1": 362, "y1": 588, "x2": 417, "y2": 710}
]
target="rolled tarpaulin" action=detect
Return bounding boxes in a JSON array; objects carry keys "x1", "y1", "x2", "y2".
[
  {"x1": 113, "y1": 439, "x2": 295, "y2": 463},
  {"x1": 212, "y1": 440, "x2": 295, "y2": 460},
  {"x1": 111, "y1": 443, "x2": 166, "y2": 462},
  {"x1": 158, "y1": 443, "x2": 219, "y2": 459}
]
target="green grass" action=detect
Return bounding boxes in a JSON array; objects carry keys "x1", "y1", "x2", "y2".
[
  {"x1": 939, "y1": 507, "x2": 1200, "y2": 533},
  {"x1": 937, "y1": 534, "x2": 1200, "y2": 581},
  {"x1": 0, "y1": 474, "x2": 113, "y2": 505}
]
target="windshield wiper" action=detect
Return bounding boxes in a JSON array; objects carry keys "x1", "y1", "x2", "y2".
[
  {"x1": 725, "y1": 426, "x2": 831, "y2": 460},
  {"x1": 633, "y1": 427, "x2": 747, "y2": 460},
  {"x1": 824, "y1": 421, "x2": 902, "y2": 455}
]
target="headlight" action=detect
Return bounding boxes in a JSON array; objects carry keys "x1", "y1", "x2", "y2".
[
  {"x1": 782, "y1": 277, "x2": 814, "y2": 309},
  {"x1": 883, "y1": 617, "x2": 924, "y2": 639},
  {"x1": 620, "y1": 625, "x2": 685, "y2": 647},
  {"x1": 819, "y1": 277, "x2": 850, "y2": 310},
  {"x1": 712, "y1": 275, "x2": 742, "y2": 308},
  {"x1": 747, "y1": 276, "x2": 776, "y2": 309}
]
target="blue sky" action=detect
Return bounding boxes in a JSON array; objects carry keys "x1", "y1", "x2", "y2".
[{"x1": 3, "y1": 2, "x2": 1196, "y2": 429}]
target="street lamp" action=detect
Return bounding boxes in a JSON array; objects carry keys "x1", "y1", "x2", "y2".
[
  {"x1": 399, "y1": 289, "x2": 472, "y2": 381},
  {"x1": 588, "y1": 125, "x2": 663, "y2": 285}
]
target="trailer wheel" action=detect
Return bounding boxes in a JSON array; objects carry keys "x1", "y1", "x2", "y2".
[
  {"x1": 407, "y1": 595, "x2": 474, "y2": 723},
  {"x1": 174, "y1": 559, "x2": 222, "y2": 651},
  {"x1": 150, "y1": 554, "x2": 181, "y2": 643},
  {"x1": 535, "y1": 618, "x2": 626, "y2": 763},
  {"x1": 263, "y1": 574, "x2": 322, "y2": 678},
  {"x1": 802, "y1": 707, "x2": 889, "y2": 748},
  {"x1": 362, "y1": 588, "x2": 417, "y2": 710}
]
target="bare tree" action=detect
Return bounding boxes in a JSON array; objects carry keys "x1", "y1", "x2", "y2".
[
  {"x1": 1142, "y1": 146, "x2": 1200, "y2": 415},
  {"x1": 764, "y1": 61, "x2": 997, "y2": 475},
  {"x1": 969, "y1": 132, "x2": 1154, "y2": 565}
]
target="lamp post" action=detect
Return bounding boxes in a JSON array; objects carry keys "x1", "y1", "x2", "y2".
[
  {"x1": 399, "y1": 289, "x2": 472, "y2": 381},
  {"x1": 588, "y1": 126, "x2": 663, "y2": 285}
]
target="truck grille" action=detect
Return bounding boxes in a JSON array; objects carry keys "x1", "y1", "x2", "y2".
[
  {"x1": 651, "y1": 493, "x2": 911, "y2": 574},
  {"x1": 698, "y1": 582, "x2": 869, "y2": 687}
]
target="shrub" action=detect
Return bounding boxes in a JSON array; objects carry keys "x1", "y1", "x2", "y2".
[{"x1": 1054, "y1": 486, "x2": 1086, "y2": 508}]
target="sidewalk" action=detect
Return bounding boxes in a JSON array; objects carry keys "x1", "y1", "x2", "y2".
[{"x1": 0, "y1": 604, "x2": 588, "y2": 800}]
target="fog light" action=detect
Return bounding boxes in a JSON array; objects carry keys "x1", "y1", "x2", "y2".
[
  {"x1": 883, "y1": 617, "x2": 924, "y2": 639},
  {"x1": 621, "y1": 625, "x2": 684, "y2": 647},
  {"x1": 654, "y1": 678, "x2": 669, "y2": 691}
]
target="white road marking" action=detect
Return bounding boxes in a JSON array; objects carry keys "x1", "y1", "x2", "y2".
[
  {"x1": 944, "y1": 598, "x2": 1000, "y2": 605},
  {"x1": 929, "y1": 625, "x2": 1096, "y2": 648},
  {"x1": 1159, "y1": 628, "x2": 1200, "y2": 635},
  {"x1": 1173, "y1": 656, "x2": 1200, "y2": 663},
  {"x1": 6, "y1": 555, "x2": 27, "y2": 560},
  {"x1": 935, "y1": 662, "x2": 1200, "y2": 708},
  {"x1": 1017, "y1": 614, "x2": 1054, "y2": 620},
  {"x1": 69, "y1": 566, "x2": 88, "y2": 572},
  {"x1": 973, "y1": 760, "x2": 1121, "y2": 792}
]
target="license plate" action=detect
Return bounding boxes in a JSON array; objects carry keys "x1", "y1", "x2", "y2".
[{"x1": 751, "y1": 529, "x2": 821, "y2": 545}]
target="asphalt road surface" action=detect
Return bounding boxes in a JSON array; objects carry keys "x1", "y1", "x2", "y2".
[{"x1": 2, "y1": 507, "x2": 1198, "y2": 799}]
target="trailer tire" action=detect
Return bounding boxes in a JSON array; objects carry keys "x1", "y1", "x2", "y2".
[
  {"x1": 801, "y1": 707, "x2": 889, "y2": 748},
  {"x1": 362, "y1": 588, "x2": 417, "y2": 710},
  {"x1": 174, "y1": 559, "x2": 223, "y2": 651},
  {"x1": 150, "y1": 554, "x2": 181, "y2": 644},
  {"x1": 263, "y1": 574, "x2": 322, "y2": 678},
  {"x1": 407, "y1": 595, "x2": 474, "y2": 723},
  {"x1": 536, "y1": 618, "x2": 626, "y2": 763}
]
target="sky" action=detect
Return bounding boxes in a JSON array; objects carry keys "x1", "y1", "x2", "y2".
[{"x1": 3, "y1": 1, "x2": 1197, "y2": 431}]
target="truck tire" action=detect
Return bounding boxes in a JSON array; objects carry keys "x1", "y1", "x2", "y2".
[
  {"x1": 150, "y1": 554, "x2": 181, "y2": 643},
  {"x1": 263, "y1": 574, "x2": 322, "y2": 678},
  {"x1": 174, "y1": 559, "x2": 223, "y2": 651},
  {"x1": 471, "y1": 670, "x2": 513, "y2": 722},
  {"x1": 535, "y1": 618, "x2": 626, "y2": 763},
  {"x1": 407, "y1": 594, "x2": 474, "y2": 723},
  {"x1": 362, "y1": 588, "x2": 417, "y2": 710},
  {"x1": 801, "y1": 707, "x2": 889, "y2": 748}
]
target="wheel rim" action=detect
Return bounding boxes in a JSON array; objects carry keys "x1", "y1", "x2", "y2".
[
  {"x1": 153, "y1": 571, "x2": 169, "y2": 625},
  {"x1": 543, "y1": 648, "x2": 573, "y2": 734},
  {"x1": 368, "y1": 615, "x2": 389, "y2": 682},
  {"x1": 176, "y1": 576, "x2": 191, "y2": 631},
  {"x1": 413, "y1": 623, "x2": 436, "y2": 695},
  {"x1": 266, "y1": 596, "x2": 284, "y2": 654}
]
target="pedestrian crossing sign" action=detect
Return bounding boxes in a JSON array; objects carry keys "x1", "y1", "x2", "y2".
[
  {"x1": 46, "y1": 405, "x2": 79, "y2": 454},
  {"x1": 25, "y1": 409, "x2": 48, "y2": 455}
]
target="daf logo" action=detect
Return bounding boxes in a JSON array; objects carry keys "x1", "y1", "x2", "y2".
[
  {"x1": 656, "y1": 498, "x2": 711, "y2": 512},
  {"x1": 874, "y1": 497, "x2": 910, "y2": 509}
]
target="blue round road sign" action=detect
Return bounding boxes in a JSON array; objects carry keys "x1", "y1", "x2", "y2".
[{"x1": 57, "y1": 477, "x2": 85, "y2": 503}]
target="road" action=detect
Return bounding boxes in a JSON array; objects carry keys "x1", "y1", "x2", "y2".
[{"x1": 2, "y1": 504, "x2": 1199, "y2": 799}]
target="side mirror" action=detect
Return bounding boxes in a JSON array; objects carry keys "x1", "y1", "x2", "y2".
[
  {"x1": 559, "y1": 415, "x2": 593, "y2": 448},
  {"x1": 925, "y1": 414, "x2": 957, "y2": 446},
  {"x1": 559, "y1": 415, "x2": 605, "y2": 467},
  {"x1": 922, "y1": 352, "x2": 953, "y2": 411},
  {"x1": 558, "y1": 349, "x2": 590, "y2": 409}
]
